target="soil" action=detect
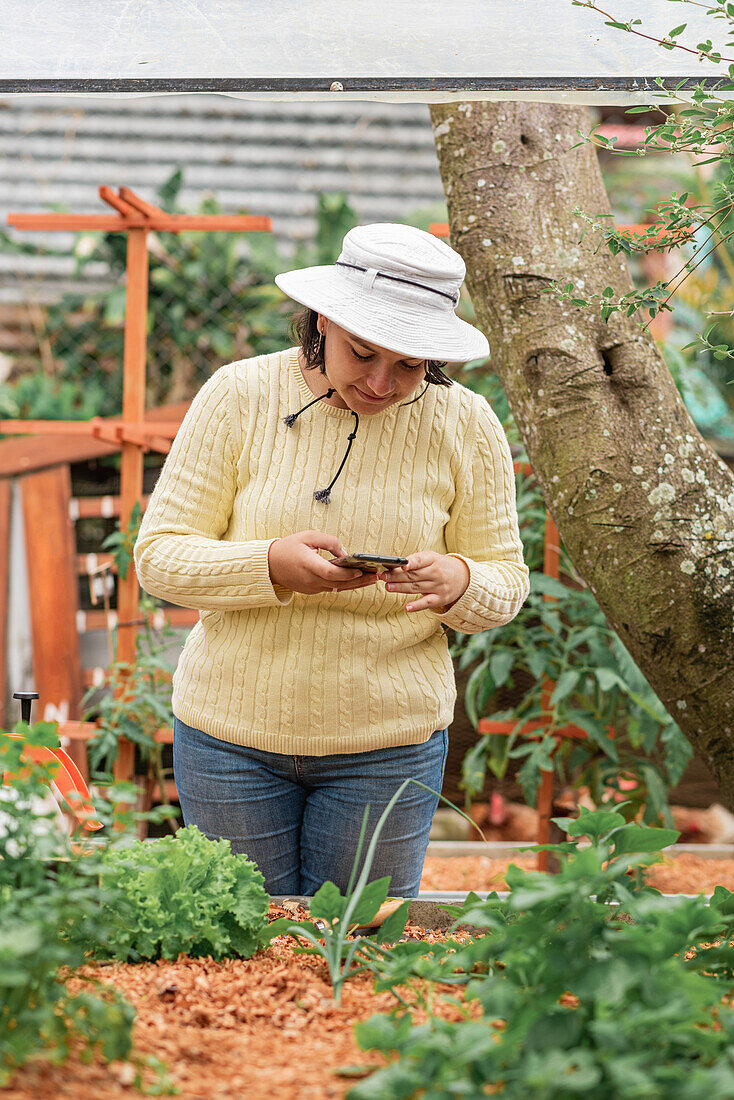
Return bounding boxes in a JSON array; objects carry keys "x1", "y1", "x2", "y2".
[{"x1": 7, "y1": 855, "x2": 734, "y2": 1099}]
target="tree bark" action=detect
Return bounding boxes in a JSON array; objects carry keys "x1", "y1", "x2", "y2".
[{"x1": 430, "y1": 101, "x2": 734, "y2": 805}]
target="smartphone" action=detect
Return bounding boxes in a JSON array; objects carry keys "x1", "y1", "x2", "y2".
[{"x1": 330, "y1": 552, "x2": 409, "y2": 573}]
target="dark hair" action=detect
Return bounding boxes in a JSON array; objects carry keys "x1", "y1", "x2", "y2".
[{"x1": 288, "y1": 307, "x2": 454, "y2": 388}]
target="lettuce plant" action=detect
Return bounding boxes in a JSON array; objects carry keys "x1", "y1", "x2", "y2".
[{"x1": 94, "y1": 824, "x2": 269, "y2": 962}]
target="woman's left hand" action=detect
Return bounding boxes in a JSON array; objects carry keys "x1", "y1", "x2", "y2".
[{"x1": 377, "y1": 553, "x2": 470, "y2": 613}]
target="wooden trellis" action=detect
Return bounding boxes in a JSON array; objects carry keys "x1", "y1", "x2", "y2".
[
  {"x1": 2, "y1": 186, "x2": 271, "y2": 783},
  {"x1": 478, "y1": 471, "x2": 609, "y2": 873}
]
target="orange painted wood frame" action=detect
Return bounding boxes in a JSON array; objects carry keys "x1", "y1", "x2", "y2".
[
  {"x1": 477, "y1": 486, "x2": 577, "y2": 872},
  {"x1": 5, "y1": 187, "x2": 272, "y2": 784},
  {"x1": 20, "y1": 465, "x2": 88, "y2": 780},
  {"x1": 476, "y1": 478, "x2": 569, "y2": 872},
  {"x1": 114, "y1": 224, "x2": 149, "y2": 783},
  {"x1": 477, "y1": 465, "x2": 615, "y2": 872}
]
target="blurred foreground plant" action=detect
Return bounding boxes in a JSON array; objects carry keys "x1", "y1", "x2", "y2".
[
  {"x1": 347, "y1": 805, "x2": 734, "y2": 1099},
  {"x1": 0, "y1": 721, "x2": 173, "y2": 1090}
]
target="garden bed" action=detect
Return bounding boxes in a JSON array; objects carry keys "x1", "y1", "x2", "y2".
[
  {"x1": 4, "y1": 904, "x2": 477, "y2": 1100},
  {"x1": 8, "y1": 856, "x2": 734, "y2": 1099},
  {"x1": 420, "y1": 851, "x2": 734, "y2": 894}
]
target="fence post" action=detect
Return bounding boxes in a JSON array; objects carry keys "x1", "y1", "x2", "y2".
[{"x1": 114, "y1": 225, "x2": 149, "y2": 786}]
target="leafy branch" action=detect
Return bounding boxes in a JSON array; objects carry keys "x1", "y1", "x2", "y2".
[{"x1": 101, "y1": 501, "x2": 141, "y2": 581}]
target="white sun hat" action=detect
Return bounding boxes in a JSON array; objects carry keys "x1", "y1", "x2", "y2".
[{"x1": 274, "y1": 222, "x2": 489, "y2": 363}]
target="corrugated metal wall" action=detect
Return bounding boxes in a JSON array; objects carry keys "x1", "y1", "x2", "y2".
[
  {"x1": 0, "y1": 94, "x2": 463, "y2": 377},
  {"x1": 0, "y1": 94, "x2": 449, "y2": 297}
]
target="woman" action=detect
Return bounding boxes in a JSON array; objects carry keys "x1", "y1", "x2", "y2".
[{"x1": 134, "y1": 222, "x2": 530, "y2": 898}]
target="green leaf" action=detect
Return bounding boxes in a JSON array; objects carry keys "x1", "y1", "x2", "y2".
[
  {"x1": 487, "y1": 732, "x2": 512, "y2": 781},
  {"x1": 525, "y1": 646, "x2": 550, "y2": 680},
  {"x1": 354, "y1": 1011, "x2": 414, "y2": 1053},
  {"x1": 349, "y1": 877, "x2": 391, "y2": 927},
  {"x1": 563, "y1": 710, "x2": 618, "y2": 762},
  {"x1": 310, "y1": 880, "x2": 346, "y2": 924},
  {"x1": 230, "y1": 869, "x2": 269, "y2": 930},
  {"x1": 661, "y1": 725, "x2": 693, "y2": 787},
  {"x1": 557, "y1": 805, "x2": 626, "y2": 842},
  {"x1": 550, "y1": 669, "x2": 580, "y2": 706},
  {"x1": 376, "y1": 898, "x2": 411, "y2": 943},
  {"x1": 540, "y1": 608, "x2": 562, "y2": 635},
  {"x1": 461, "y1": 737, "x2": 489, "y2": 798},
  {"x1": 333, "y1": 1065, "x2": 375, "y2": 1080},
  {"x1": 530, "y1": 574, "x2": 570, "y2": 600},
  {"x1": 260, "y1": 917, "x2": 322, "y2": 945},
  {"x1": 465, "y1": 659, "x2": 492, "y2": 727},
  {"x1": 594, "y1": 667, "x2": 628, "y2": 693},
  {"x1": 610, "y1": 824, "x2": 679, "y2": 855},
  {"x1": 489, "y1": 650, "x2": 515, "y2": 688},
  {"x1": 516, "y1": 739, "x2": 555, "y2": 806}
]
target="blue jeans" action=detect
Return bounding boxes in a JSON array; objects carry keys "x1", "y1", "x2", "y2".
[{"x1": 172, "y1": 717, "x2": 449, "y2": 898}]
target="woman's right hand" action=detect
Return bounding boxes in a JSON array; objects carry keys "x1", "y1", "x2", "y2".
[{"x1": 267, "y1": 531, "x2": 378, "y2": 595}]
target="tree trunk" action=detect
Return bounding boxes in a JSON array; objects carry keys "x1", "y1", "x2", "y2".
[{"x1": 430, "y1": 101, "x2": 734, "y2": 805}]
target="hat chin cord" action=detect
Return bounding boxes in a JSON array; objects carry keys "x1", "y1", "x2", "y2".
[{"x1": 282, "y1": 333, "x2": 430, "y2": 504}]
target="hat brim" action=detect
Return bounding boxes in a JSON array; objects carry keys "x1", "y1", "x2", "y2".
[{"x1": 275, "y1": 265, "x2": 489, "y2": 363}]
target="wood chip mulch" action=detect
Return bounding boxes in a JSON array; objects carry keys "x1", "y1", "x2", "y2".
[
  {"x1": 3, "y1": 905, "x2": 477, "y2": 1100},
  {"x1": 419, "y1": 852, "x2": 734, "y2": 895},
  {"x1": 7, "y1": 857, "x2": 734, "y2": 1099}
]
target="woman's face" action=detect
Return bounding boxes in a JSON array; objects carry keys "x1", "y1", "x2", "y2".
[{"x1": 319, "y1": 316, "x2": 428, "y2": 413}]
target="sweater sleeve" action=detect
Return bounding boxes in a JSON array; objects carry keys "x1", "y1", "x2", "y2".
[
  {"x1": 425, "y1": 395, "x2": 530, "y2": 634},
  {"x1": 134, "y1": 365, "x2": 293, "y2": 610}
]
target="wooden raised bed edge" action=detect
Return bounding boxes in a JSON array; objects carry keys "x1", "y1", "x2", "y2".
[{"x1": 269, "y1": 891, "x2": 716, "y2": 933}]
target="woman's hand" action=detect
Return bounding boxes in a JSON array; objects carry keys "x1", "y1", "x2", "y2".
[
  {"x1": 268, "y1": 531, "x2": 377, "y2": 595},
  {"x1": 377, "y1": 553, "x2": 470, "y2": 613}
]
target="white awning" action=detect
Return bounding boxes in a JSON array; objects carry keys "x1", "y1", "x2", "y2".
[{"x1": 2, "y1": 0, "x2": 731, "y2": 104}]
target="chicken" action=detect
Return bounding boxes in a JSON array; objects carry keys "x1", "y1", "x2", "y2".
[
  {"x1": 669, "y1": 803, "x2": 734, "y2": 845},
  {"x1": 431, "y1": 786, "x2": 734, "y2": 847},
  {"x1": 466, "y1": 791, "x2": 540, "y2": 842},
  {"x1": 561, "y1": 784, "x2": 734, "y2": 845}
]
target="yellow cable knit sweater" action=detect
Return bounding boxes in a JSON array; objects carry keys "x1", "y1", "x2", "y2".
[{"x1": 134, "y1": 346, "x2": 530, "y2": 755}]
